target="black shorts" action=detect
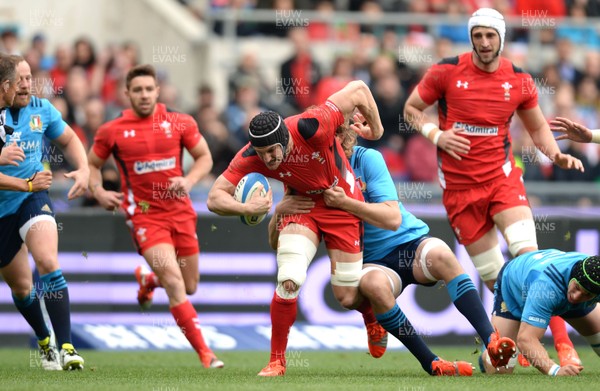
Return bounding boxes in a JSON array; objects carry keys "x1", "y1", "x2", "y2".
[
  {"x1": 364, "y1": 235, "x2": 436, "y2": 293},
  {"x1": 0, "y1": 191, "x2": 55, "y2": 267}
]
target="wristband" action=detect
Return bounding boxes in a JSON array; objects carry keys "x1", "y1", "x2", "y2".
[
  {"x1": 432, "y1": 130, "x2": 442, "y2": 146},
  {"x1": 591, "y1": 129, "x2": 600, "y2": 144},
  {"x1": 421, "y1": 122, "x2": 438, "y2": 138},
  {"x1": 547, "y1": 364, "x2": 560, "y2": 376},
  {"x1": 27, "y1": 179, "x2": 33, "y2": 192}
]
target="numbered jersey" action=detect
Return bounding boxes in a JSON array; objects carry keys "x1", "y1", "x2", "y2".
[
  {"x1": 224, "y1": 101, "x2": 363, "y2": 204},
  {"x1": 502, "y1": 249, "x2": 600, "y2": 328}
]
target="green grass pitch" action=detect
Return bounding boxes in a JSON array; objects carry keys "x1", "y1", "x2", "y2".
[{"x1": 0, "y1": 347, "x2": 599, "y2": 391}]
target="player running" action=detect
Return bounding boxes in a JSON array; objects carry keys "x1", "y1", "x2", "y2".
[
  {"x1": 404, "y1": 7, "x2": 583, "y2": 367},
  {"x1": 88, "y1": 64, "x2": 223, "y2": 369},
  {"x1": 207, "y1": 80, "x2": 384, "y2": 376},
  {"x1": 0, "y1": 57, "x2": 88, "y2": 370}
]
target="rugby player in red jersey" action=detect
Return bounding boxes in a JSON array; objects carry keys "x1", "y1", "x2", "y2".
[
  {"x1": 207, "y1": 80, "x2": 385, "y2": 376},
  {"x1": 404, "y1": 8, "x2": 584, "y2": 370},
  {"x1": 87, "y1": 64, "x2": 223, "y2": 369}
]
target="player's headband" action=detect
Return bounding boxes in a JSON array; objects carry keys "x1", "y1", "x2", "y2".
[
  {"x1": 249, "y1": 111, "x2": 290, "y2": 154},
  {"x1": 468, "y1": 8, "x2": 506, "y2": 54},
  {"x1": 570, "y1": 256, "x2": 600, "y2": 296}
]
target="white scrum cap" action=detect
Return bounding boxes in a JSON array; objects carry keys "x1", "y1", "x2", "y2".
[{"x1": 468, "y1": 8, "x2": 506, "y2": 54}]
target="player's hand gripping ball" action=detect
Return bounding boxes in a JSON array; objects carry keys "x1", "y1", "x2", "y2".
[{"x1": 233, "y1": 173, "x2": 271, "y2": 226}]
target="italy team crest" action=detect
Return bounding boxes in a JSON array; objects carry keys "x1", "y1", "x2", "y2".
[{"x1": 30, "y1": 115, "x2": 43, "y2": 132}]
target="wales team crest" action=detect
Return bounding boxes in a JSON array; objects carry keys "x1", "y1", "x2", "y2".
[{"x1": 30, "y1": 115, "x2": 43, "y2": 132}]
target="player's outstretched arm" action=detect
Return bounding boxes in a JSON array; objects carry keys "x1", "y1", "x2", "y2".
[
  {"x1": 207, "y1": 175, "x2": 272, "y2": 217},
  {"x1": 327, "y1": 80, "x2": 384, "y2": 141},
  {"x1": 87, "y1": 149, "x2": 123, "y2": 210},
  {"x1": 518, "y1": 322, "x2": 583, "y2": 376},
  {"x1": 550, "y1": 117, "x2": 595, "y2": 143},
  {"x1": 169, "y1": 137, "x2": 213, "y2": 195},
  {"x1": 53, "y1": 125, "x2": 90, "y2": 199},
  {"x1": 518, "y1": 107, "x2": 584, "y2": 172}
]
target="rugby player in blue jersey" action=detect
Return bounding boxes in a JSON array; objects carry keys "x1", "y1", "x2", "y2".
[
  {"x1": 480, "y1": 249, "x2": 600, "y2": 376},
  {"x1": 268, "y1": 122, "x2": 517, "y2": 376},
  {"x1": 0, "y1": 56, "x2": 88, "y2": 370}
]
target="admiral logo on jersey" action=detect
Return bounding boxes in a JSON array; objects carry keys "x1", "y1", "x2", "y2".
[
  {"x1": 454, "y1": 122, "x2": 499, "y2": 136},
  {"x1": 134, "y1": 157, "x2": 176, "y2": 175}
]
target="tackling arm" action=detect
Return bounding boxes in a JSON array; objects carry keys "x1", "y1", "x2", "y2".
[{"x1": 323, "y1": 186, "x2": 401, "y2": 231}]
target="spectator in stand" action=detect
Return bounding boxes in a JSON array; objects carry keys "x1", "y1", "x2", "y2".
[
  {"x1": 280, "y1": 27, "x2": 321, "y2": 113},
  {"x1": 31, "y1": 33, "x2": 55, "y2": 71},
  {"x1": 0, "y1": 29, "x2": 20, "y2": 55},
  {"x1": 49, "y1": 44, "x2": 73, "y2": 94},
  {"x1": 312, "y1": 55, "x2": 354, "y2": 107},
  {"x1": 554, "y1": 38, "x2": 585, "y2": 88},
  {"x1": 64, "y1": 67, "x2": 91, "y2": 127},
  {"x1": 73, "y1": 37, "x2": 97, "y2": 80},
  {"x1": 223, "y1": 75, "x2": 266, "y2": 146}
]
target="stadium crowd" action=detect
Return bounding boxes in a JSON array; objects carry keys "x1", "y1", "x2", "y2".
[{"x1": 1, "y1": 0, "x2": 600, "y2": 209}]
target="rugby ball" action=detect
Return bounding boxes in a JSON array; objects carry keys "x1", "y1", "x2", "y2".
[{"x1": 233, "y1": 173, "x2": 271, "y2": 226}]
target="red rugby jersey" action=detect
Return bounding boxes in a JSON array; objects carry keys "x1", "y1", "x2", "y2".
[
  {"x1": 224, "y1": 101, "x2": 363, "y2": 203},
  {"x1": 417, "y1": 52, "x2": 538, "y2": 189},
  {"x1": 93, "y1": 103, "x2": 203, "y2": 218}
]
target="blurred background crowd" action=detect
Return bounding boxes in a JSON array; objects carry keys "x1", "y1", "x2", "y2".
[{"x1": 2, "y1": 0, "x2": 600, "y2": 209}]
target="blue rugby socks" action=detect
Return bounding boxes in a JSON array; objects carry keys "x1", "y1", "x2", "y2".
[
  {"x1": 446, "y1": 274, "x2": 494, "y2": 346},
  {"x1": 12, "y1": 290, "x2": 50, "y2": 341},
  {"x1": 376, "y1": 303, "x2": 437, "y2": 374},
  {"x1": 40, "y1": 269, "x2": 72, "y2": 347}
]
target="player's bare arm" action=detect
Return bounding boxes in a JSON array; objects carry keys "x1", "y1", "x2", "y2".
[
  {"x1": 517, "y1": 107, "x2": 584, "y2": 172},
  {"x1": 323, "y1": 186, "x2": 401, "y2": 231},
  {"x1": 207, "y1": 175, "x2": 272, "y2": 217},
  {"x1": 267, "y1": 193, "x2": 315, "y2": 250},
  {"x1": 168, "y1": 137, "x2": 213, "y2": 195},
  {"x1": 327, "y1": 80, "x2": 384, "y2": 140},
  {"x1": 0, "y1": 143, "x2": 25, "y2": 166},
  {"x1": 404, "y1": 87, "x2": 470, "y2": 160},
  {"x1": 87, "y1": 149, "x2": 123, "y2": 210},
  {"x1": 53, "y1": 125, "x2": 90, "y2": 199},
  {"x1": 0, "y1": 170, "x2": 51, "y2": 192},
  {"x1": 550, "y1": 117, "x2": 594, "y2": 143},
  {"x1": 517, "y1": 322, "x2": 583, "y2": 376}
]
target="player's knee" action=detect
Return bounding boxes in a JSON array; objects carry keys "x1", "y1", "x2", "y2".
[
  {"x1": 471, "y1": 244, "x2": 504, "y2": 282},
  {"x1": 276, "y1": 234, "x2": 316, "y2": 295},
  {"x1": 584, "y1": 332, "x2": 600, "y2": 357},
  {"x1": 185, "y1": 282, "x2": 198, "y2": 296},
  {"x1": 419, "y1": 238, "x2": 453, "y2": 281},
  {"x1": 504, "y1": 219, "x2": 537, "y2": 257},
  {"x1": 334, "y1": 288, "x2": 359, "y2": 310},
  {"x1": 34, "y1": 257, "x2": 59, "y2": 275},
  {"x1": 359, "y1": 270, "x2": 390, "y2": 306},
  {"x1": 276, "y1": 280, "x2": 300, "y2": 300},
  {"x1": 159, "y1": 271, "x2": 184, "y2": 291},
  {"x1": 11, "y1": 282, "x2": 33, "y2": 300}
]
